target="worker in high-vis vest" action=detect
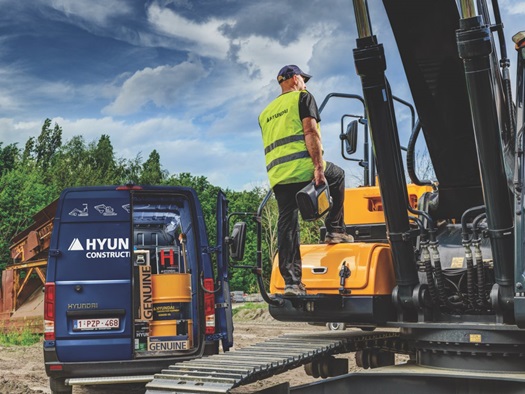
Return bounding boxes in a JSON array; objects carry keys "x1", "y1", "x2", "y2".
[{"x1": 259, "y1": 65, "x2": 353, "y2": 296}]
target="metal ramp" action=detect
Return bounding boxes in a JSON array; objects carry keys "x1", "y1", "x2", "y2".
[{"x1": 145, "y1": 330, "x2": 401, "y2": 393}]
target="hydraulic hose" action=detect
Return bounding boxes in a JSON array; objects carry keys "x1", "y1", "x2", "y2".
[
  {"x1": 460, "y1": 206, "x2": 486, "y2": 310},
  {"x1": 429, "y1": 237, "x2": 449, "y2": 309},
  {"x1": 463, "y1": 240, "x2": 476, "y2": 310},
  {"x1": 489, "y1": 0, "x2": 516, "y2": 143},
  {"x1": 408, "y1": 215, "x2": 439, "y2": 308},
  {"x1": 420, "y1": 239, "x2": 439, "y2": 307},
  {"x1": 472, "y1": 212, "x2": 488, "y2": 307},
  {"x1": 460, "y1": 205, "x2": 486, "y2": 238}
]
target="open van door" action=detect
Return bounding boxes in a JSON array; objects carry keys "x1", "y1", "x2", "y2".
[{"x1": 214, "y1": 191, "x2": 234, "y2": 351}]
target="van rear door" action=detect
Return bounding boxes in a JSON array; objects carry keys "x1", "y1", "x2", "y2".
[
  {"x1": 214, "y1": 191, "x2": 234, "y2": 350},
  {"x1": 49, "y1": 187, "x2": 133, "y2": 362}
]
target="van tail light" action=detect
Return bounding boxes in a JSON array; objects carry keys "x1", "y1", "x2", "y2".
[
  {"x1": 44, "y1": 283, "x2": 56, "y2": 341},
  {"x1": 203, "y1": 278, "x2": 215, "y2": 335}
]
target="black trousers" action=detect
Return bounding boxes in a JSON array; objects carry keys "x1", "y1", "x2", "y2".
[{"x1": 273, "y1": 162, "x2": 346, "y2": 286}]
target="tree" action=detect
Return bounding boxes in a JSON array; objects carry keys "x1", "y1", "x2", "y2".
[
  {"x1": 115, "y1": 155, "x2": 143, "y2": 185},
  {"x1": 0, "y1": 143, "x2": 20, "y2": 175},
  {"x1": 91, "y1": 134, "x2": 117, "y2": 184},
  {"x1": 50, "y1": 135, "x2": 92, "y2": 190},
  {"x1": 35, "y1": 119, "x2": 62, "y2": 172},
  {"x1": 0, "y1": 167, "x2": 56, "y2": 268},
  {"x1": 140, "y1": 150, "x2": 167, "y2": 185}
]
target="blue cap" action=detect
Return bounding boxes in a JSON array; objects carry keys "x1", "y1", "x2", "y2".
[{"x1": 276, "y1": 65, "x2": 311, "y2": 84}]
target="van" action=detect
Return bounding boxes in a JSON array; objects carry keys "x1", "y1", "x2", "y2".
[{"x1": 43, "y1": 185, "x2": 235, "y2": 393}]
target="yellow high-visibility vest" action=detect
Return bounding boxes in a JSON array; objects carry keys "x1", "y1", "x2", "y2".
[{"x1": 259, "y1": 91, "x2": 324, "y2": 188}]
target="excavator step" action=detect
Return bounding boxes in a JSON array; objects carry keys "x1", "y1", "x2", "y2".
[{"x1": 145, "y1": 330, "x2": 401, "y2": 393}]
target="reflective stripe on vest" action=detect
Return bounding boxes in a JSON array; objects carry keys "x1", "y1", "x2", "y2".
[
  {"x1": 259, "y1": 91, "x2": 318, "y2": 187},
  {"x1": 266, "y1": 151, "x2": 311, "y2": 172}
]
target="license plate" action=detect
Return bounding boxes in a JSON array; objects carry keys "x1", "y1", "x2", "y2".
[{"x1": 73, "y1": 318, "x2": 120, "y2": 331}]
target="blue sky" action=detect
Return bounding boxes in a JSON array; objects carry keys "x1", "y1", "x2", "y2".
[{"x1": 0, "y1": 0, "x2": 523, "y2": 190}]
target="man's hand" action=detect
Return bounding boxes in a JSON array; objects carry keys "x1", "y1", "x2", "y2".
[{"x1": 314, "y1": 168, "x2": 326, "y2": 186}]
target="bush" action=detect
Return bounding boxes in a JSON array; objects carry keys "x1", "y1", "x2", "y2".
[{"x1": 0, "y1": 328, "x2": 42, "y2": 346}]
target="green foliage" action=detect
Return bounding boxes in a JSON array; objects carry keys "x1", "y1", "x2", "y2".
[
  {"x1": 0, "y1": 328, "x2": 42, "y2": 346},
  {"x1": 0, "y1": 166, "x2": 56, "y2": 268},
  {"x1": 226, "y1": 188, "x2": 268, "y2": 293},
  {"x1": 0, "y1": 143, "x2": 20, "y2": 175},
  {"x1": 231, "y1": 302, "x2": 265, "y2": 317},
  {"x1": 0, "y1": 119, "x2": 285, "y2": 301},
  {"x1": 299, "y1": 217, "x2": 324, "y2": 245},
  {"x1": 140, "y1": 149, "x2": 168, "y2": 185}
]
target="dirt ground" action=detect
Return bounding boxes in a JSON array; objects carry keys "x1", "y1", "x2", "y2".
[{"x1": 0, "y1": 305, "x2": 381, "y2": 394}]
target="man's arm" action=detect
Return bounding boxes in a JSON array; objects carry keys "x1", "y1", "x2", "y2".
[{"x1": 303, "y1": 117, "x2": 326, "y2": 186}]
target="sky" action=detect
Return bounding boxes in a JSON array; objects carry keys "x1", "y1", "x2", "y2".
[{"x1": 0, "y1": 0, "x2": 524, "y2": 191}]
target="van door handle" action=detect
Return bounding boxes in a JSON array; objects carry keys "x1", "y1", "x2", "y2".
[{"x1": 311, "y1": 267, "x2": 327, "y2": 274}]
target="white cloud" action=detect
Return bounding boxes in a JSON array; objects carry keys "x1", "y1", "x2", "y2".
[
  {"x1": 146, "y1": 2, "x2": 232, "y2": 59},
  {"x1": 103, "y1": 61, "x2": 209, "y2": 115},
  {"x1": 500, "y1": 1, "x2": 525, "y2": 15},
  {"x1": 46, "y1": 0, "x2": 133, "y2": 25},
  {"x1": 0, "y1": 118, "x2": 42, "y2": 146},
  {"x1": 235, "y1": 23, "x2": 333, "y2": 87}
]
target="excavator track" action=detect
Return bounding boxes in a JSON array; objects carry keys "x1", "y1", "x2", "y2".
[{"x1": 145, "y1": 330, "x2": 403, "y2": 393}]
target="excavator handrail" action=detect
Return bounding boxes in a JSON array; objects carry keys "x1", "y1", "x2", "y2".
[{"x1": 255, "y1": 189, "x2": 282, "y2": 306}]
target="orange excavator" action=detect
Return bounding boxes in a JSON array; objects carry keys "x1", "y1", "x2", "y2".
[
  {"x1": 145, "y1": 1, "x2": 525, "y2": 392},
  {"x1": 251, "y1": 0, "x2": 525, "y2": 391}
]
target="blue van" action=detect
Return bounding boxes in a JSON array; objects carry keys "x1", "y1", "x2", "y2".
[{"x1": 43, "y1": 185, "x2": 236, "y2": 393}]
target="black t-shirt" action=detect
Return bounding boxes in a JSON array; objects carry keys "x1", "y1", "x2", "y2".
[{"x1": 298, "y1": 91, "x2": 321, "y2": 122}]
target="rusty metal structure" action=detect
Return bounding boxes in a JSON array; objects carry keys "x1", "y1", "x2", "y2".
[{"x1": 0, "y1": 200, "x2": 57, "y2": 332}]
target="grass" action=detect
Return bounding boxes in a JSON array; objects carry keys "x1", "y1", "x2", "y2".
[
  {"x1": 232, "y1": 301, "x2": 265, "y2": 316},
  {"x1": 0, "y1": 328, "x2": 42, "y2": 346}
]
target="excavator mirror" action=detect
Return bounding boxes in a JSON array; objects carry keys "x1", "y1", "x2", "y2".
[
  {"x1": 229, "y1": 222, "x2": 246, "y2": 261},
  {"x1": 343, "y1": 120, "x2": 359, "y2": 155}
]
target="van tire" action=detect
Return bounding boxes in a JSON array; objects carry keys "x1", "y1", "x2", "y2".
[
  {"x1": 50, "y1": 378, "x2": 72, "y2": 394},
  {"x1": 203, "y1": 340, "x2": 219, "y2": 355}
]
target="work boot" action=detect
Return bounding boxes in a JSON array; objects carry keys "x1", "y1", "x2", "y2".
[
  {"x1": 324, "y1": 232, "x2": 354, "y2": 244},
  {"x1": 284, "y1": 283, "x2": 307, "y2": 296}
]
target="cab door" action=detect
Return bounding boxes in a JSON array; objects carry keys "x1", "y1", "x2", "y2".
[{"x1": 215, "y1": 191, "x2": 234, "y2": 350}]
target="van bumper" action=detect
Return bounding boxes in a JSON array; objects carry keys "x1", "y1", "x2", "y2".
[{"x1": 44, "y1": 343, "x2": 202, "y2": 379}]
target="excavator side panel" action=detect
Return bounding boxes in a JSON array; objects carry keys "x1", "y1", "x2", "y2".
[{"x1": 270, "y1": 243, "x2": 395, "y2": 296}]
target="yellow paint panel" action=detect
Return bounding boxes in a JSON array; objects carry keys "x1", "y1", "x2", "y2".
[
  {"x1": 270, "y1": 243, "x2": 395, "y2": 296},
  {"x1": 343, "y1": 184, "x2": 433, "y2": 225}
]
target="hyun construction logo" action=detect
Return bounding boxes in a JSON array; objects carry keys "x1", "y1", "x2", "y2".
[{"x1": 67, "y1": 237, "x2": 130, "y2": 259}]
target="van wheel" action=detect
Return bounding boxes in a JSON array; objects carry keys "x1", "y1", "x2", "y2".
[
  {"x1": 50, "y1": 377, "x2": 72, "y2": 394},
  {"x1": 203, "y1": 340, "x2": 219, "y2": 355},
  {"x1": 326, "y1": 322, "x2": 346, "y2": 331}
]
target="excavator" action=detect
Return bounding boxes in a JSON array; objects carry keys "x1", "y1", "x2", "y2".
[{"x1": 145, "y1": 0, "x2": 525, "y2": 392}]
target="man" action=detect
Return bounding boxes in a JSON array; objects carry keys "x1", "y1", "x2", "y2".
[{"x1": 258, "y1": 65, "x2": 353, "y2": 296}]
